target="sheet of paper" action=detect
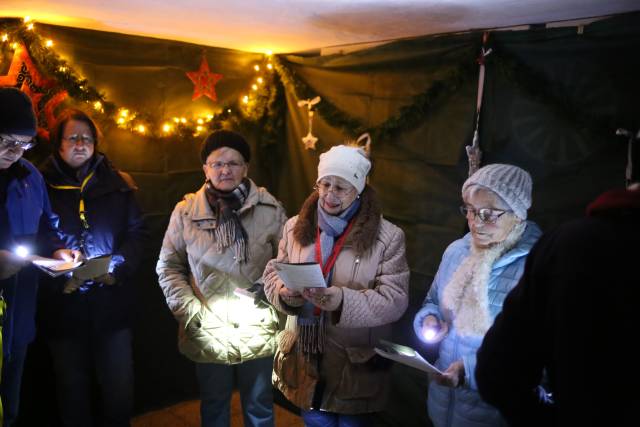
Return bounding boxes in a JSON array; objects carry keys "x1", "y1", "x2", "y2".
[
  {"x1": 72, "y1": 255, "x2": 112, "y2": 280},
  {"x1": 374, "y1": 339, "x2": 443, "y2": 375},
  {"x1": 31, "y1": 256, "x2": 83, "y2": 277},
  {"x1": 274, "y1": 262, "x2": 327, "y2": 291}
]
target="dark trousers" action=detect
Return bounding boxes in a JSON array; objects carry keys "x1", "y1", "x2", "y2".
[
  {"x1": 48, "y1": 328, "x2": 133, "y2": 427},
  {"x1": 196, "y1": 356, "x2": 274, "y2": 427},
  {"x1": 1, "y1": 346, "x2": 27, "y2": 427}
]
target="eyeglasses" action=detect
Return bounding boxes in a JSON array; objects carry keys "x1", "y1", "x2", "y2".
[
  {"x1": 63, "y1": 134, "x2": 95, "y2": 145},
  {"x1": 314, "y1": 181, "x2": 355, "y2": 198},
  {"x1": 206, "y1": 160, "x2": 245, "y2": 171},
  {"x1": 0, "y1": 135, "x2": 35, "y2": 151},
  {"x1": 460, "y1": 205, "x2": 510, "y2": 224}
]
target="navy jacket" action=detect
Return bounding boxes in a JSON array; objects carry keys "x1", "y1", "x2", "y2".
[
  {"x1": 0, "y1": 159, "x2": 63, "y2": 355},
  {"x1": 38, "y1": 153, "x2": 148, "y2": 338}
]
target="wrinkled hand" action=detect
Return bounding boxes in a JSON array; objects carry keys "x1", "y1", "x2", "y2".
[
  {"x1": 279, "y1": 285, "x2": 305, "y2": 307},
  {"x1": 94, "y1": 273, "x2": 116, "y2": 285},
  {"x1": 0, "y1": 249, "x2": 28, "y2": 280},
  {"x1": 303, "y1": 287, "x2": 343, "y2": 312},
  {"x1": 421, "y1": 315, "x2": 449, "y2": 344},
  {"x1": 63, "y1": 276, "x2": 84, "y2": 294},
  {"x1": 53, "y1": 249, "x2": 84, "y2": 262},
  {"x1": 431, "y1": 359, "x2": 465, "y2": 388}
]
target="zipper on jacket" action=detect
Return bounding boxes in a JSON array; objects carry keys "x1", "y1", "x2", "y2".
[{"x1": 348, "y1": 256, "x2": 361, "y2": 287}]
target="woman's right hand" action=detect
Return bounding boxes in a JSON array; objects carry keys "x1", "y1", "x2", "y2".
[
  {"x1": 421, "y1": 315, "x2": 448, "y2": 344},
  {"x1": 279, "y1": 285, "x2": 305, "y2": 307}
]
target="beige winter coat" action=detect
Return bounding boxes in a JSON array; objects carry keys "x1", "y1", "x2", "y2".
[
  {"x1": 263, "y1": 186, "x2": 410, "y2": 414},
  {"x1": 157, "y1": 180, "x2": 287, "y2": 364}
]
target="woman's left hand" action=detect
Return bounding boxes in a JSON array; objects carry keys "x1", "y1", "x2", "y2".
[
  {"x1": 303, "y1": 287, "x2": 343, "y2": 311},
  {"x1": 431, "y1": 360, "x2": 465, "y2": 388}
]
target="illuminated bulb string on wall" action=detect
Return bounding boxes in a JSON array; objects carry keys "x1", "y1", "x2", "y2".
[{"x1": 0, "y1": 17, "x2": 276, "y2": 138}]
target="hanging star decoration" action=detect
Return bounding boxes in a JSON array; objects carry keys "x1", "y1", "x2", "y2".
[
  {"x1": 297, "y1": 96, "x2": 322, "y2": 150},
  {"x1": 0, "y1": 43, "x2": 68, "y2": 134},
  {"x1": 186, "y1": 57, "x2": 223, "y2": 102}
]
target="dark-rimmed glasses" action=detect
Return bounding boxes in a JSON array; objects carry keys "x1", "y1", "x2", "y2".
[
  {"x1": 63, "y1": 134, "x2": 95, "y2": 145},
  {"x1": 460, "y1": 205, "x2": 510, "y2": 224},
  {"x1": 0, "y1": 135, "x2": 35, "y2": 151}
]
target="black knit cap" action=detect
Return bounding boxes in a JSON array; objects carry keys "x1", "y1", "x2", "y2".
[
  {"x1": 0, "y1": 87, "x2": 37, "y2": 137},
  {"x1": 200, "y1": 130, "x2": 251, "y2": 164}
]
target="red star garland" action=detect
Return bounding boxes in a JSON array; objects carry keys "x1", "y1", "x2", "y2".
[{"x1": 186, "y1": 57, "x2": 223, "y2": 102}]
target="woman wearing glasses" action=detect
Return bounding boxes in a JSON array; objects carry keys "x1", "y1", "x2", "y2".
[
  {"x1": 413, "y1": 164, "x2": 542, "y2": 427},
  {"x1": 38, "y1": 108, "x2": 148, "y2": 427},
  {"x1": 262, "y1": 141, "x2": 410, "y2": 427},
  {"x1": 157, "y1": 130, "x2": 287, "y2": 427}
]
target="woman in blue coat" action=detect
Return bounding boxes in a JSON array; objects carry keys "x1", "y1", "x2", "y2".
[
  {"x1": 38, "y1": 109, "x2": 148, "y2": 427},
  {"x1": 413, "y1": 164, "x2": 542, "y2": 427}
]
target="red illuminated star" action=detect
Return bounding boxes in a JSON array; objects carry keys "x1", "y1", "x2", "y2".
[{"x1": 186, "y1": 57, "x2": 223, "y2": 102}]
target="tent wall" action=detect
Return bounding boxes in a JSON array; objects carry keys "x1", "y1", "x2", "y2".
[{"x1": 2, "y1": 12, "x2": 638, "y2": 426}]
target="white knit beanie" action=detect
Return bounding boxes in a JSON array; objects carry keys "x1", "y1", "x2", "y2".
[
  {"x1": 317, "y1": 145, "x2": 371, "y2": 194},
  {"x1": 462, "y1": 163, "x2": 532, "y2": 219}
]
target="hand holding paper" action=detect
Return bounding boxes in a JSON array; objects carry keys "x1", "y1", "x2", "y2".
[{"x1": 274, "y1": 262, "x2": 327, "y2": 291}]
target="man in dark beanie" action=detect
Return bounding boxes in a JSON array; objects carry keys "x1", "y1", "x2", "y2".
[
  {"x1": 158, "y1": 129, "x2": 286, "y2": 427},
  {"x1": 0, "y1": 87, "x2": 80, "y2": 426}
]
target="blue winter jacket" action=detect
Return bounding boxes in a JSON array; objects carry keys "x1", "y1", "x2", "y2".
[
  {"x1": 0, "y1": 159, "x2": 63, "y2": 355},
  {"x1": 413, "y1": 221, "x2": 541, "y2": 427}
]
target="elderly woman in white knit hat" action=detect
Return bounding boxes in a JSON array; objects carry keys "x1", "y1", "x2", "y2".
[
  {"x1": 413, "y1": 164, "x2": 542, "y2": 427},
  {"x1": 263, "y1": 141, "x2": 410, "y2": 427}
]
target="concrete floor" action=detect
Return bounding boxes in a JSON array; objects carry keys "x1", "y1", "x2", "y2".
[{"x1": 132, "y1": 393, "x2": 304, "y2": 427}]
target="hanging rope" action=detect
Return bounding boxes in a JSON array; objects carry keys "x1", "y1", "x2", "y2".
[{"x1": 466, "y1": 31, "x2": 492, "y2": 176}]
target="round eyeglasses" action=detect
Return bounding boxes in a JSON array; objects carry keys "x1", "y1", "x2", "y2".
[
  {"x1": 0, "y1": 135, "x2": 35, "y2": 151},
  {"x1": 460, "y1": 205, "x2": 510, "y2": 224},
  {"x1": 314, "y1": 181, "x2": 355, "y2": 198}
]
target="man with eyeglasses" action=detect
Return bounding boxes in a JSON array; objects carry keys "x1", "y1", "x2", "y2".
[
  {"x1": 157, "y1": 129, "x2": 286, "y2": 427},
  {"x1": 0, "y1": 88, "x2": 80, "y2": 426},
  {"x1": 37, "y1": 108, "x2": 148, "y2": 427}
]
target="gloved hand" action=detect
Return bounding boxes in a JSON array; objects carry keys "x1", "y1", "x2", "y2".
[
  {"x1": 303, "y1": 286, "x2": 344, "y2": 312},
  {"x1": 94, "y1": 273, "x2": 116, "y2": 285},
  {"x1": 63, "y1": 276, "x2": 84, "y2": 294},
  {"x1": 0, "y1": 249, "x2": 28, "y2": 280}
]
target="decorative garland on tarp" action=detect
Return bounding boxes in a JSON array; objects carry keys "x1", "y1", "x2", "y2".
[
  {"x1": 0, "y1": 19, "x2": 277, "y2": 141},
  {"x1": 273, "y1": 51, "x2": 478, "y2": 142}
]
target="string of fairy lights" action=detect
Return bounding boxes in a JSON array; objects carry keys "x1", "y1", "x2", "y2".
[{"x1": 0, "y1": 16, "x2": 276, "y2": 138}]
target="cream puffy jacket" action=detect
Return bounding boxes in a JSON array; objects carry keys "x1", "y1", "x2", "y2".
[{"x1": 157, "y1": 180, "x2": 287, "y2": 364}]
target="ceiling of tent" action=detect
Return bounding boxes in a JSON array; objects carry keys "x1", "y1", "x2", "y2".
[{"x1": 1, "y1": 0, "x2": 640, "y2": 53}]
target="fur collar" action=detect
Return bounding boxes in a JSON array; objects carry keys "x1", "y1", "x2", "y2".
[
  {"x1": 293, "y1": 185, "x2": 381, "y2": 254},
  {"x1": 442, "y1": 221, "x2": 526, "y2": 336}
]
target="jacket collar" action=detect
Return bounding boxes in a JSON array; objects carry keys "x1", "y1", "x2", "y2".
[
  {"x1": 293, "y1": 185, "x2": 382, "y2": 254},
  {"x1": 461, "y1": 221, "x2": 542, "y2": 269}
]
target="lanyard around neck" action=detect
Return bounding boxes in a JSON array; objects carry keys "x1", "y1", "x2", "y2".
[
  {"x1": 49, "y1": 171, "x2": 95, "y2": 230},
  {"x1": 315, "y1": 219, "x2": 355, "y2": 279}
]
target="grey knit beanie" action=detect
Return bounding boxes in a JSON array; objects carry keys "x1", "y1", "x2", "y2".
[{"x1": 462, "y1": 164, "x2": 532, "y2": 219}]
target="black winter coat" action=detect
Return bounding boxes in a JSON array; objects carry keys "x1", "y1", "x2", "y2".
[{"x1": 38, "y1": 153, "x2": 148, "y2": 338}]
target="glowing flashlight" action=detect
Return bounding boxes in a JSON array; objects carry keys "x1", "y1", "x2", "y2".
[
  {"x1": 14, "y1": 245, "x2": 30, "y2": 259},
  {"x1": 423, "y1": 324, "x2": 441, "y2": 342}
]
